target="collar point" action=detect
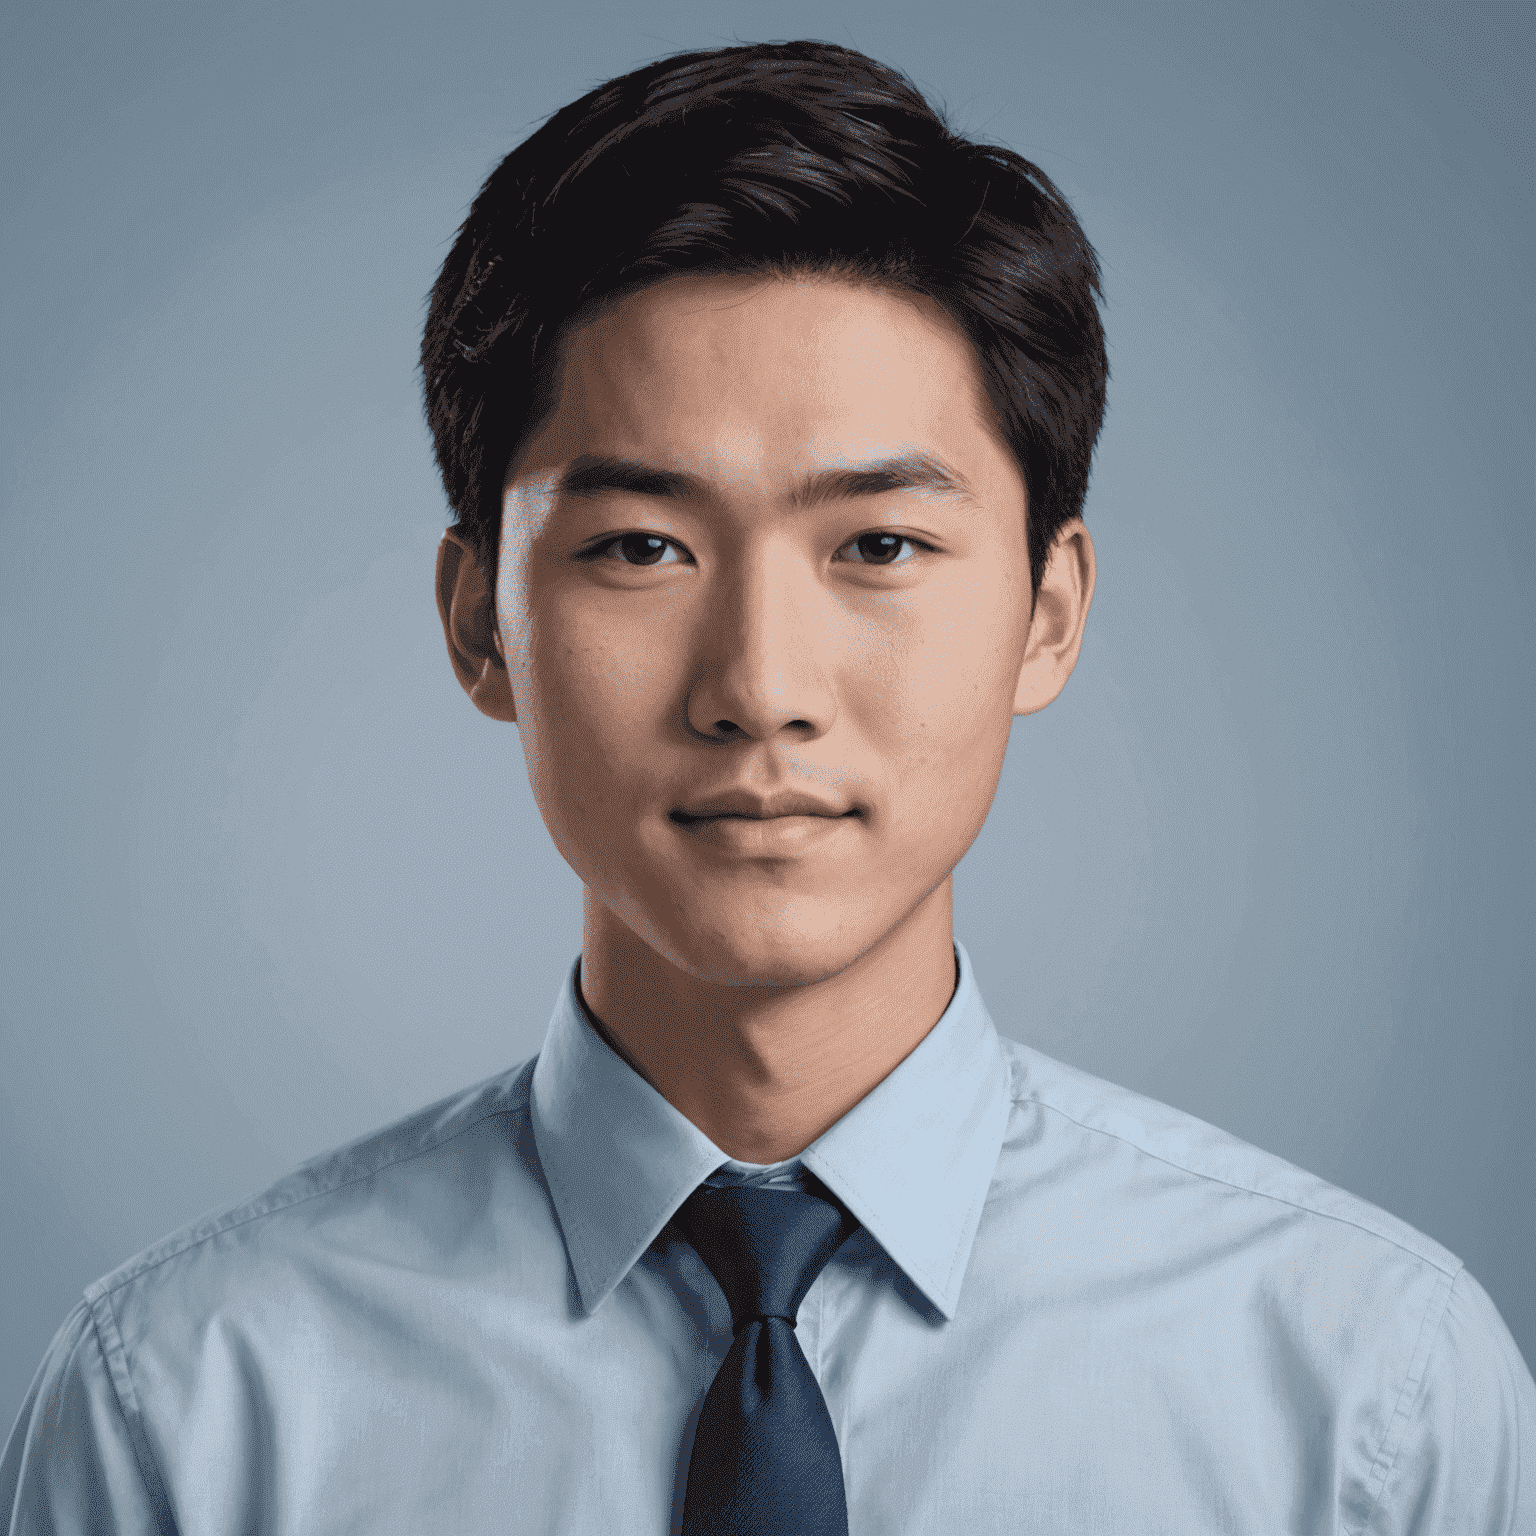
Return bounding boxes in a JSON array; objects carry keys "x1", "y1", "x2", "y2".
[{"x1": 917, "y1": 1279, "x2": 963, "y2": 1323}]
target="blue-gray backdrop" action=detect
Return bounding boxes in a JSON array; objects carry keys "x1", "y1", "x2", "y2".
[{"x1": 2, "y1": 0, "x2": 1531, "y2": 1420}]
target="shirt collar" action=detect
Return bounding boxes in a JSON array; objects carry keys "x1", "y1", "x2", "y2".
[{"x1": 530, "y1": 940, "x2": 1011, "y2": 1320}]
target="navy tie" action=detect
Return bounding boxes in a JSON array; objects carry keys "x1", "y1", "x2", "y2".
[{"x1": 674, "y1": 1184, "x2": 859, "y2": 1535}]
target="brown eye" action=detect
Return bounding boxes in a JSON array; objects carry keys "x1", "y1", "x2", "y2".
[
  {"x1": 591, "y1": 533, "x2": 683, "y2": 566},
  {"x1": 845, "y1": 532, "x2": 915, "y2": 565}
]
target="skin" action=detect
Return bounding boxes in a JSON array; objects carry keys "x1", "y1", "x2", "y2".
[{"x1": 438, "y1": 273, "x2": 1094, "y2": 1161}]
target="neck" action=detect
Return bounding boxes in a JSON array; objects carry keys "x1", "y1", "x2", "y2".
[{"x1": 577, "y1": 882, "x2": 958, "y2": 1163}]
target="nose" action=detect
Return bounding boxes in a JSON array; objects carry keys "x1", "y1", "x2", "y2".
[{"x1": 684, "y1": 545, "x2": 838, "y2": 744}]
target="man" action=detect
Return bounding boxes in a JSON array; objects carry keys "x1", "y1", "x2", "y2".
[{"x1": 5, "y1": 39, "x2": 1531, "y2": 1535}]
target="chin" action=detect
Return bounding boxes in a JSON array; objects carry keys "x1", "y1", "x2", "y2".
[{"x1": 650, "y1": 891, "x2": 887, "y2": 990}]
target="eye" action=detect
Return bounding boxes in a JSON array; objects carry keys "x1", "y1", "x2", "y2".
[
  {"x1": 839, "y1": 531, "x2": 924, "y2": 565},
  {"x1": 586, "y1": 532, "x2": 688, "y2": 566}
]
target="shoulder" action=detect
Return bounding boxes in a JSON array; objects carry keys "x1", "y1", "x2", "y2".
[
  {"x1": 986, "y1": 1038, "x2": 1466, "y2": 1441},
  {"x1": 995, "y1": 1035, "x2": 1459, "y2": 1276},
  {"x1": 85, "y1": 1058, "x2": 540, "y2": 1325},
  {"x1": 4, "y1": 1061, "x2": 547, "y2": 1527},
  {"x1": 986, "y1": 1041, "x2": 1536, "y2": 1528}
]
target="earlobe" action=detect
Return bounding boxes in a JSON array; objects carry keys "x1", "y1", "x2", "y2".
[
  {"x1": 1012, "y1": 520, "x2": 1096, "y2": 716},
  {"x1": 436, "y1": 530, "x2": 517, "y2": 722}
]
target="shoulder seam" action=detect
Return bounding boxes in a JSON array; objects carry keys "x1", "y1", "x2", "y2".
[
  {"x1": 1012, "y1": 1084, "x2": 1461, "y2": 1277},
  {"x1": 86, "y1": 1291, "x2": 179, "y2": 1533},
  {"x1": 86, "y1": 1071, "x2": 535, "y2": 1303},
  {"x1": 1351, "y1": 1266, "x2": 1459, "y2": 1534}
]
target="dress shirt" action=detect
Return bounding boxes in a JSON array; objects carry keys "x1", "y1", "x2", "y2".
[{"x1": 5, "y1": 942, "x2": 1533, "y2": 1534}]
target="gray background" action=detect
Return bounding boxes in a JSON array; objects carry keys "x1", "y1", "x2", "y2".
[{"x1": 2, "y1": 0, "x2": 1531, "y2": 1421}]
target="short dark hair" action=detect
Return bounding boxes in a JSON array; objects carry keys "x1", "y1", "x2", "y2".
[{"x1": 421, "y1": 40, "x2": 1107, "y2": 599}]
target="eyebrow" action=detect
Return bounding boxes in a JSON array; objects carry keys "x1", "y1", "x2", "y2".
[{"x1": 555, "y1": 451, "x2": 975, "y2": 508}]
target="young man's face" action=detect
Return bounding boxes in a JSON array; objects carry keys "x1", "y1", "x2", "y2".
[{"x1": 465, "y1": 274, "x2": 1089, "y2": 988}]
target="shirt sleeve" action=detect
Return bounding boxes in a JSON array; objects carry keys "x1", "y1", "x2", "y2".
[
  {"x1": 1363, "y1": 1266, "x2": 1536, "y2": 1535},
  {"x1": 1, "y1": 1299, "x2": 171, "y2": 1536}
]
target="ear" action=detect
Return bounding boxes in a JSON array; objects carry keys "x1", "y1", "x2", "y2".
[
  {"x1": 436, "y1": 530, "x2": 516, "y2": 722},
  {"x1": 1013, "y1": 519, "x2": 1096, "y2": 716}
]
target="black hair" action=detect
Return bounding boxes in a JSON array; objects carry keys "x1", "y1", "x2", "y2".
[{"x1": 421, "y1": 39, "x2": 1107, "y2": 599}]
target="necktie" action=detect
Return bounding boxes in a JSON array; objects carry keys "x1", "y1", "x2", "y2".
[{"x1": 674, "y1": 1183, "x2": 859, "y2": 1535}]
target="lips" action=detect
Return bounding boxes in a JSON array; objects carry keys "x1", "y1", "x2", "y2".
[
  {"x1": 668, "y1": 794, "x2": 859, "y2": 859},
  {"x1": 669, "y1": 791, "x2": 857, "y2": 824}
]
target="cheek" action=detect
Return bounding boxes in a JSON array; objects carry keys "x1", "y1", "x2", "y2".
[
  {"x1": 509, "y1": 622, "x2": 642, "y2": 891},
  {"x1": 516, "y1": 595, "x2": 677, "y2": 789},
  {"x1": 856, "y1": 581, "x2": 1023, "y2": 782},
  {"x1": 545, "y1": 631, "x2": 656, "y2": 721}
]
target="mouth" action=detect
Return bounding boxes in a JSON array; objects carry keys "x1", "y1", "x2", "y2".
[
  {"x1": 667, "y1": 794, "x2": 862, "y2": 855},
  {"x1": 668, "y1": 800, "x2": 860, "y2": 826},
  {"x1": 672, "y1": 811, "x2": 866, "y2": 823}
]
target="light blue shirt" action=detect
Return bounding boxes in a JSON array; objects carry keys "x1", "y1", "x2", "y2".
[{"x1": 5, "y1": 943, "x2": 1533, "y2": 1533}]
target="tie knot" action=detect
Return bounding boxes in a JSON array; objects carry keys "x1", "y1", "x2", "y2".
[{"x1": 675, "y1": 1184, "x2": 858, "y2": 1332}]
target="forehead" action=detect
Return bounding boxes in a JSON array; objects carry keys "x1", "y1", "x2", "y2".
[{"x1": 522, "y1": 274, "x2": 1007, "y2": 482}]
